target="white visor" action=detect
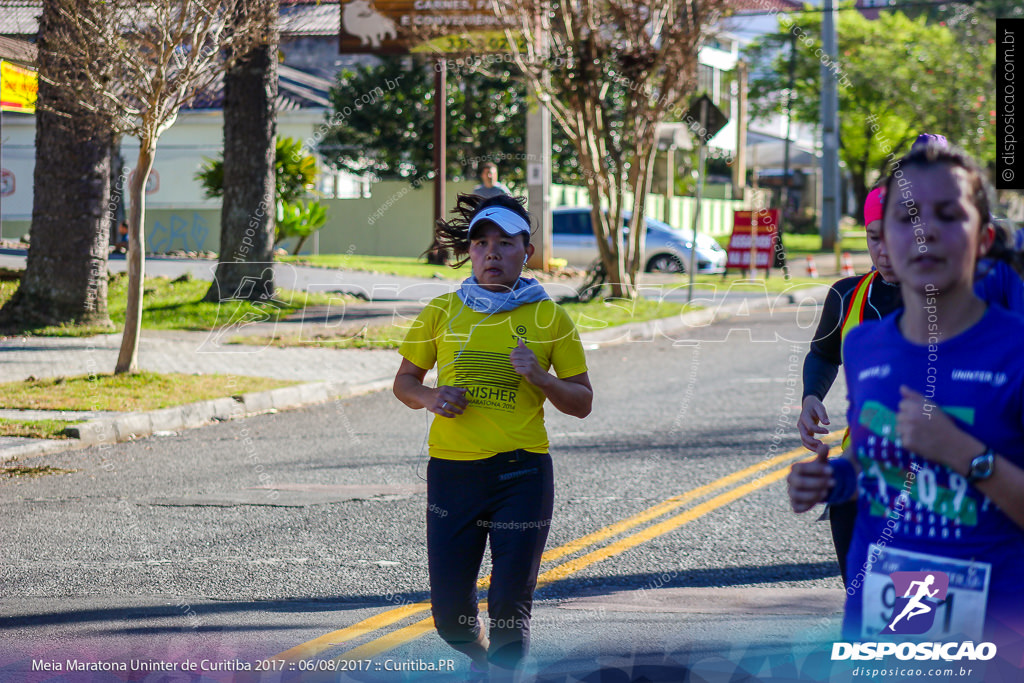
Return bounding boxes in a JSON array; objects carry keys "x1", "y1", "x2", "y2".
[{"x1": 467, "y1": 206, "x2": 531, "y2": 241}]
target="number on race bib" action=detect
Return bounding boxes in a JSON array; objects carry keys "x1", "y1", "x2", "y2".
[{"x1": 861, "y1": 545, "x2": 990, "y2": 640}]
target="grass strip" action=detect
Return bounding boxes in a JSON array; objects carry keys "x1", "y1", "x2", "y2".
[
  {"x1": 279, "y1": 254, "x2": 468, "y2": 280},
  {"x1": 560, "y1": 297, "x2": 694, "y2": 333},
  {"x1": 714, "y1": 232, "x2": 868, "y2": 255},
  {"x1": 0, "y1": 418, "x2": 78, "y2": 439},
  {"x1": 1, "y1": 465, "x2": 77, "y2": 478},
  {"x1": 234, "y1": 323, "x2": 415, "y2": 350},
  {"x1": 0, "y1": 372, "x2": 297, "y2": 412},
  {"x1": 236, "y1": 297, "x2": 697, "y2": 349},
  {"x1": 0, "y1": 275, "x2": 353, "y2": 337}
]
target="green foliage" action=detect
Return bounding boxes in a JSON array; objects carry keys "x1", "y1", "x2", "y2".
[
  {"x1": 276, "y1": 199, "x2": 329, "y2": 254},
  {"x1": 274, "y1": 138, "x2": 319, "y2": 203},
  {"x1": 317, "y1": 56, "x2": 580, "y2": 185},
  {"x1": 195, "y1": 157, "x2": 224, "y2": 199},
  {"x1": 195, "y1": 136, "x2": 318, "y2": 203},
  {"x1": 897, "y1": 0, "x2": 1022, "y2": 36},
  {"x1": 744, "y1": 6, "x2": 995, "y2": 208}
]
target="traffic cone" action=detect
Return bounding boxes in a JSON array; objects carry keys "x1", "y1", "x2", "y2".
[
  {"x1": 805, "y1": 255, "x2": 819, "y2": 278},
  {"x1": 841, "y1": 252, "x2": 855, "y2": 277}
]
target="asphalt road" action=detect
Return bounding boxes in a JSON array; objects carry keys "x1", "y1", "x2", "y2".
[{"x1": 1, "y1": 306, "x2": 868, "y2": 682}]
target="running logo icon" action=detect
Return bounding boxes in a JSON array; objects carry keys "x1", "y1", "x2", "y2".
[{"x1": 881, "y1": 571, "x2": 949, "y2": 635}]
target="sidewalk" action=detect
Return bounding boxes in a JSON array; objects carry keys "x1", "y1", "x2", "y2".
[{"x1": 0, "y1": 253, "x2": 834, "y2": 465}]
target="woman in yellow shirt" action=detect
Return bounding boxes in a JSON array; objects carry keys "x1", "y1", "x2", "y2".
[{"x1": 393, "y1": 193, "x2": 592, "y2": 680}]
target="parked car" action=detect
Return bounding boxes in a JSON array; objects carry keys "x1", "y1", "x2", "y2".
[{"x1": 551, "y1": 206, "x2": 727, "y2": 273}]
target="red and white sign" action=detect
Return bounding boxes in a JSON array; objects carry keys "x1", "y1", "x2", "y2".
[
  {"x1": 726, "y1": 209, "x2": 779, "y2": 274},
  {"x1": 0, "y1": 168, "x2": 14, "y2": 197}
]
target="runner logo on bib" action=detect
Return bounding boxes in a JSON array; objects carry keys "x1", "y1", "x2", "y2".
[{"x1": 881, "y1": 571, "x2": 949, "y2": 635}]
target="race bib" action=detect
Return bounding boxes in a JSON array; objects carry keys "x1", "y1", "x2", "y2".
[{"x1": 861, "y1": 544, "x2": 990, "y2": 640}]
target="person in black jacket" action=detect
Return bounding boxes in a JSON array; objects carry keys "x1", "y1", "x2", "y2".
[{"x1": 798, "y1": 186, "x2": 900, "y2": 584}]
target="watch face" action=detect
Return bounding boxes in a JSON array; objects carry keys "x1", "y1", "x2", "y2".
[{"x1": 969, "y1": 452, "x2": 995, "y2": 481}]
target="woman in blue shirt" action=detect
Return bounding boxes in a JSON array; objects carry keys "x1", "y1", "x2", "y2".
[{"x1": 788, "y1": 144, "x2": 1024, "y2": 645}]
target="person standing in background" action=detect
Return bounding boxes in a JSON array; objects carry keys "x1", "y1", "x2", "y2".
[{"x1": 473, "y1": 162, "x2": 511, "y2": 199}]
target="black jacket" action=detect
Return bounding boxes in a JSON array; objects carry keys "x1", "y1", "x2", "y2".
[{"x1": 802, "y1": 273, "x2": 902, "y2": 401}]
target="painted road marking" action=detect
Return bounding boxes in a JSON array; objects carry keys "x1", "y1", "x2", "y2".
[
  {"x1": 336, "y1": 448, "x2": 833, "y2": 660},
  {"x1": 274, "y1": 436, "x2": 843, "y2": 662},
  {"x1": 273, "y1": 602, "x2": 432, "y2": 662},
  {"x1": 541, "y1": 432, "x2": 843, "y2": 565}
]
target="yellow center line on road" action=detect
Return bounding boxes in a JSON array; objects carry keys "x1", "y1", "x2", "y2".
[
  {"x1": 273, "y1": 436, "x2": 843, "y2": 663},
  {"x1": 540, "y1": 432, "x2": 843, "y2": 565},
  {"x1": 532, "y1": 456, "x2": 813, "y2": 586},
  {"x1": 273, "y1": 602, "x2": 432, "y2": 662},
  {"x1": 333, "y1": 443, "x2": 842, "y2": 662}
]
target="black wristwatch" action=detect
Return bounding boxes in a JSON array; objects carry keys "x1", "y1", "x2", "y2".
[{"x1": 966, "y1": 448, "x2": 996, "y2": 484}]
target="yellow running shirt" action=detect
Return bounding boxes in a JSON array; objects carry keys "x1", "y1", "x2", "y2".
[{"x1": 399, "y1": 293, "x2": 588, "y2": 460}]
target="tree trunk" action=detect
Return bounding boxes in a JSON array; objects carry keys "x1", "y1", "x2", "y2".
[
  {"x1": 115, "y1": 139, "x2": 155, "y2": 374},
  {"x1": 0, "y1": 0, "x2": 113, "y2": 331},
  {"x1": 627, "y1": 139, "x2": 659, "y2": 288},
  {"x1": 204, "y1": 16, "x2": 278, "y2": 303},
  {"x1": 851, "y1": 169, "x2": 868, "y2": 226},
  {"x1": 108, "y1": 138, "x2": 127, "y2": 246},
  {"x1": 601, "y1": 182, "x2": 633, "y2": 300}
]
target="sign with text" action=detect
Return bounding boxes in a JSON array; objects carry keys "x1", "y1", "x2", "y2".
[
  {"x1": 339, "y1": 0, "x2": 520, "y2": 54},
  {"x1": 726, "y1": 209, "x2": 779, "y2": 274},
  {"x1": 0, "y1": 60, "x2": 37, "y2": 113},
  {"x1": 996, "y1": 19, "x2": 1022, "y2": 190}
]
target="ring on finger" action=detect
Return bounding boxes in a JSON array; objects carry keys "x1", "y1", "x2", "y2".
[{"x1": 441, "y1": 401, "x2": 449, "y2": 410}]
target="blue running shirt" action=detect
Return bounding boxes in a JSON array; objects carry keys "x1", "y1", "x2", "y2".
[{"x1": 842, "y1": 305, "x2": 1024, "y2": 638}]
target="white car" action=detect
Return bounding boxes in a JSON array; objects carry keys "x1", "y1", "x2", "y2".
[{"x1": 551, "y1": 206, "x2": 727, "y2": 273}]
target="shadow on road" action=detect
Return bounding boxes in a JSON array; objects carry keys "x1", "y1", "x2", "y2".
[{"x1": 0, "y1": 562, "x2": 838, "y2": 631}]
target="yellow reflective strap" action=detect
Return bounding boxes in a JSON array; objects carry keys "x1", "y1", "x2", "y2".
[
  {"x1": 839, "y1": 272, "x2": 878, "y2": 450},
  {"x1": 840, "y1": 271, "x2": 878, "y2": 361}
]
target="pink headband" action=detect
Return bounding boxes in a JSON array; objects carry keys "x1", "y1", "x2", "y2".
[{"x1": 864, "y1": 187, "x2": 884, "y2": 226}]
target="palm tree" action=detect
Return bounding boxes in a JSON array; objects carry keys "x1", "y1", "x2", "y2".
[
  {"x1": 204, "y1": 0, "x2": 279, "y2": 303},
  {"x1": 0, "y1": 0, "x2": 114, "y2": 331}
]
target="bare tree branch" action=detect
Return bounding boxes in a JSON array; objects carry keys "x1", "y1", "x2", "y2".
[
  {"x1": 491, "y1": 0, "x2": 725, "y2": 295},
  {"x1": 37, "y1": 0, "x2": 277, "y2": 373}
]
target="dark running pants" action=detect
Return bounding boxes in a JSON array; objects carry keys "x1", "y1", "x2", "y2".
[
  {"x1": 426, "y1": 451, "x2": 554, "y2": 670},
  {"x1": 829, "y1": 500, "x2": 857, "y2": 585}
]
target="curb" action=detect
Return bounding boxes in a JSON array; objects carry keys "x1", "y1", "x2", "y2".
[
  {"x1": 578, "y1": 284, "x2": 830, "y2": 346},
  {"x1": 1, "y1": 378, "x2": 392, "y2": 464},
  {"x1": 1, "y1": 284, "x2": 830, "y2": 464}
]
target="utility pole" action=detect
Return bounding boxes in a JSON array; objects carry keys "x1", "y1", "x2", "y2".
[
  {"x1": 732, "y1": 61, "x2": 747, "y2": 198},
  {"x1": 526, "y1": 99, "x2": 551, "y2": 270},
  {"x1": 427, "y1": 57, "x2": 447, "y2": 265},
  {"x1": 781, "y1": 33, "x2": 796, "y2": 233},
  {"x1": 525, "y1": 10, "x2": 551, "y2": 271},
  {"x1": 820, "y1": 0, "x2": 841, "y2": 252}
]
